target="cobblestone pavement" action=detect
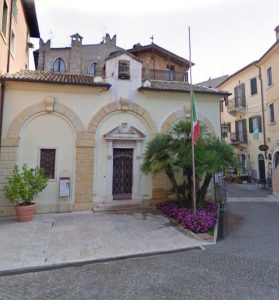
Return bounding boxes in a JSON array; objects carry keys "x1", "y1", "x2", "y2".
[
  {"x1": 0, "y1": 201, "x2": 279, "y2": 300},
  {"x1": 226, "y1": 182, "x2": 272, "y2": 198}
]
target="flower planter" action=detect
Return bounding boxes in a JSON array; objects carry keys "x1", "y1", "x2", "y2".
[{"x1": 15, "y1": 203, "x2": 36, "y2": 222}]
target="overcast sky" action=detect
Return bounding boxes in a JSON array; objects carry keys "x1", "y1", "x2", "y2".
[{"x1": 32, "y1": 0, "x2": 279, "y2": 83}]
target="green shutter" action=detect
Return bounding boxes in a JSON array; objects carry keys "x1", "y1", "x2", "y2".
[
  {"x1": 249, "y1": 118, "x2": 253, "y2": 133},
  {"x1": 258, "y1": 116, "x2": 262, "y2": 132}
]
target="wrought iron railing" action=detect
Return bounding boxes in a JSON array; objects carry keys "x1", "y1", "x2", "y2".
[
  {"x1": 225, "y1": 132, "x2": 247, "y2": 144},
  {"x1": 227, "y1": 98, "x2": 247, "y2": 112},
  {"x1": 142, "y1": 68, "x2": 186, "y2": 81}
]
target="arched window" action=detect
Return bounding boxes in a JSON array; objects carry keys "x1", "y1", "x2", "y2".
[
  {"x1": 88, "y1": 62, "x2": 97, "y2": 76},
  {"x1": 53, "y1": 58, "x2": 66, "y2": 72}
]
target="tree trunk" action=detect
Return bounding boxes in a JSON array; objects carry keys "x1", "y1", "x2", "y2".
[
  {"x1": 165, "y1": 169, "x2": 182, "y2": 201},
  {"x1": 197, "y1": 173, "x2": 212, "y2": 206}
]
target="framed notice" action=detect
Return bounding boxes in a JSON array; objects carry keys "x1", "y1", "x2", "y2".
[{"x1": 59, "y1": 177, "x2": 70, "y2": 197}]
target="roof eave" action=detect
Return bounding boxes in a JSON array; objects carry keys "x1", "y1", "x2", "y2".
[
  {"x1": 22, "y1": 0, "x2": 40, "y2": 38},
  {"x1": 1, "y1": 78, "x2": 111, "y2": 89},
  {"x1": 138, "y1": 86, "x2": 230, "y2": 96}
]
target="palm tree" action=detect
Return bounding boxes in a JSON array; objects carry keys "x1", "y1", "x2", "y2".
[{"x1": 141, "y1": 119, "x2": 235, "y2": 208}]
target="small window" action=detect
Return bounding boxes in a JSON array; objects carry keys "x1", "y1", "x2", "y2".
[
  {"x1": 12, "y1": 0, "x2": 17, "y2": 22},
  {"x1": 267, "y1": 67, "x2": 272, "y2": 86},
  {"x1": 1, "y1": 1, "x2": 8, "y2": 37},
  {"x1": 249, "y1": 116, "x2": 262, "y2": 133},
  {"x1": 269, "y1": 103, "x2": 275, "y2": 123},
  {"x1": 166, "y1": 64, "x2": 175, "y2": 81},
  {"x1": 250, "y1": 77, "x2": 257, "y2": 95},
  {"x1": 118, "y1": 60, "x2": 130, "y2": 79},
  {"x1": 40, "y1": 149, "x2": 56, "y2": 179},
  {"x1": 88, "y1": 62, "x2": 97, "y2": 76},
  {"x1": 53, "y1": 58, "x2": 66, "y2": 72},
  {"x1": 10, "y1": 30, "x2": 15, "y2": 55}
]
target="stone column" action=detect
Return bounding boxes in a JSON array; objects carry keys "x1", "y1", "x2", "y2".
[
  {"x1": 74, "y1": 133, "x2": 94, "y2": 211},
  {"x1": 0, "y1": 138, "x2": 19, "y2": 216},
  {"x1": 106, "y1": 140, "x2": 113, "y2": 201}
]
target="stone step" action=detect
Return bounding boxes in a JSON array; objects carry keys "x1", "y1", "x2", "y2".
[{"x1": 93, "y1": 200, "x2": 153, "y2": 212}]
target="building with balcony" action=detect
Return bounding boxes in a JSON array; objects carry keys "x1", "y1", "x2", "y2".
[
  {"x1": 0, "y1": 0, "x2": 39, "y2": 75},
  {"x1": 0, "y1": 43, "x2": 228, "y2": 216},
  {"x1": 219, "y1": 26, "x2": 279, "y2": 197},
  {"x1": 34, "y1": 33, "x2": 190, "y2": 82}
]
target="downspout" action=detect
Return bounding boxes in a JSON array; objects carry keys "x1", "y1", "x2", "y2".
[
  {"x1": 255, "y1": 63, "x2": 267, "y2": 159},
  {"x1": 6, "y1": 0, "x2": 14, "y2": 73},
  {"x1": 0, "y1": 82, "x2": 5, "y2": 149}
]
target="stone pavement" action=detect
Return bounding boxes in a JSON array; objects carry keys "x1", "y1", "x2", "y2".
[
  {"x1": 0, "y1": 199, "x2": 279, "y2": 299},
  {"x1": 0, "y1": 209, "x2": 210, "y2": 274}
]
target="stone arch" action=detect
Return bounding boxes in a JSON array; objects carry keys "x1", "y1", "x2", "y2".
[
  {"x1": 160, "y1": 106, "x2": 215, "y2": 135},
  {"x1": 7, "y1": 101, "x2": 85, "y2": 139},
  {"x1": 87, "y1": 100, "x2": 157, "y2": 138}
]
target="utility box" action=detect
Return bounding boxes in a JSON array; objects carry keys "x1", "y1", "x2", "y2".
[{"x1": 59, "y1": 177, "x2": 70, "y2": 197}]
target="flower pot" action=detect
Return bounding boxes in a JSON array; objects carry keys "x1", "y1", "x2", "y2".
[{"x1": 15, "y1": 203, "x2": 36, "y2": 222}]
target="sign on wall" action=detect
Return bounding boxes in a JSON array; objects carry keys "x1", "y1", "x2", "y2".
[{"x1": 59, "y1": 177, "x2": 70, "y2": 197}]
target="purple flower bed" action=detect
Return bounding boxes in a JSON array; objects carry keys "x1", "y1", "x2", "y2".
[{"x1": 157, "y1": 201, "x2": 218, "y2": 233}]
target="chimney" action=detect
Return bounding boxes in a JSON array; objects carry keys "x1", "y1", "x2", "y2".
[{"x1": 275, "y1": 25, "x2": 279, "y2": 41}]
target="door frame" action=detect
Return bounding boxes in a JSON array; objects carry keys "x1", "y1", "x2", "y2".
[{"x1": 112, "y1": 148, "x2": 133, "y2": 200}]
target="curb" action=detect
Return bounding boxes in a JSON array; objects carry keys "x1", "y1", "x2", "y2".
[{"x1": 0, "y1": 246, "x2": 202, "y2": 277}]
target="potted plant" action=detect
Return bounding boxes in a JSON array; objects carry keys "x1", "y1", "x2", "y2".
[{"x1": 3, "y1": 165, "x2": 48, "y2": 222}]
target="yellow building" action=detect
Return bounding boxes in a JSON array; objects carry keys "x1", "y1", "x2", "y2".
[
  {"x1": 219, "y1": 26, "x2": 279, "y2": 197},
  {"x1": 0, "y1": 0, "x2": 39, "y2": 75}
]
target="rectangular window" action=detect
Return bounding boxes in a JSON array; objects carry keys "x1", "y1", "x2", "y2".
[
  {"x1": 118, "y1": 60, "x2": 130, "y2": 79},
  {"x1": 234, "y1": 83, "x2": 246, "y2": 108},
  {"x1": 267, "y1": 67, "x2": 272, "y2": 86},
  {"x1": 40, "y1": 149, "x2": 56, "y2": 179},
  {"x1": 249, "y1": 116, "x2": 262, "y2": 133},
  {"x1": 1, "y1": 1, "x2": 8, "y2": 37},
  {"x1": 235, "y1": 119, "x2": 247, "y2": 143},
  {"x1": 250, "y1": 77, "x2": 257, "y2": 95},
  {"x1": 269, "y1": 103, "x2": 275, "y2": 123},
  {"x1": 10, "y1": 30, "x2": 15, "y2": 55},
  {"x1": 237, "y1": 154, "x2": 246, "y2": 175}
]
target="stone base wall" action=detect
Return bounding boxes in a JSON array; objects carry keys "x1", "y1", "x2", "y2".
[{"x1": 272, "y1": 166, "x2": 279, "y2": 197}]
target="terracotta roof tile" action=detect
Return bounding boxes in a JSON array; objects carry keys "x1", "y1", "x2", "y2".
[
  {"x1": 139, "y1": 80, "x2": 229, "y2": 96},
  {"x1": 0, "y1": 70, "x2": 111, "y2": 88}
]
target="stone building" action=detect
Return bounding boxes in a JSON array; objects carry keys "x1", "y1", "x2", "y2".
[{"x1": 0, "y1": 35, "x2": 228, "y2": 216}]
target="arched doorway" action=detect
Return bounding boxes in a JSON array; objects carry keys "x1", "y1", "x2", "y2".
[{"x1": 258, "y1": 154, "x2": 266, "y2": 182}]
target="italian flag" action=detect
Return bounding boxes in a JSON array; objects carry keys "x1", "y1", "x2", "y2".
[{"x1": 192, "y1": 92, "x2": 200, "y2": 145}]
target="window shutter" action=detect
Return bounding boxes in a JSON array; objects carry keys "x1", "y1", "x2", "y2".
[
  {"x1": 241, "y1": 83, "x2": 246, "y2": 107},
  {"x1": 258, "y1": 116, "x2": 262, "y2": 132},
  {"x1": 249, "y1": 118, "x2": 253, "y2": 133},
  {"x1": 243, "y1": 119, "x2": 247, "y2": 143}
]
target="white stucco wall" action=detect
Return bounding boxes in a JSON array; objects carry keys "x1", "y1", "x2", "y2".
[
  {"x1": 20, "y1": 113, "x2": 75, "y2": 211},
  {"x1": 93, "y1": 112, "x2": 151, "y2": 203},
  {"x1": 0, "y1": 53, "x2": 223, "y2": 214}
]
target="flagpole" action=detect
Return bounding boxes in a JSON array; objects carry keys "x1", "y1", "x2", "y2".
[{"x1": 188, "y1": 26, "x2": 197, "y2": 217}]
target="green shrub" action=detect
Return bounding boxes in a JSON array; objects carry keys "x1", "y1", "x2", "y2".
[{"x1": 3, "y1": 165, "x2": 48, "y2": 206}]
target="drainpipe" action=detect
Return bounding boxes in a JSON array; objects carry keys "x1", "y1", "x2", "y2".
[
  {"x1": 6, "y1": 0, "x2": 13, "y2": 73},
  {"x1": 0, "y1": 82, "x2": 5, "y2": 149},
  {"x1": 255, "y1": 63, "x2": 267, "y2": 159}
]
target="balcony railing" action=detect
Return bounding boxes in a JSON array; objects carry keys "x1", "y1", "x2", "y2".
[
  {"x1": 227, "y1": 98, "x2": 247, "y2": 113},
  {"x1": 142, "y1": 68, "x2": 186, "y2": 81},
  {"x1": 225, "y1": 132, "x2": 247, "y2": 144}
]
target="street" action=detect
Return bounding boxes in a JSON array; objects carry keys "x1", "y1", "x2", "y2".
[{"x1": 0, "y1": 185, "x2": 278, "y2": 299}]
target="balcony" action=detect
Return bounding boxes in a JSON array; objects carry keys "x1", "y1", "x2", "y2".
[
  {"x1": 225, "y1": 132, "x2": 247, "y2": 145},
  {"x1": 142, "y1": 68, "x2": 186, "y2": 81},
  {"x1": 227, "y1": 98, "x2": 247, "y2": 114}
]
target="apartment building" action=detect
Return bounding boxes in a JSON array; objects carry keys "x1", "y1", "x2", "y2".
[
  {"x1": 0, "y1": 0, "x2": 39, "y2": 74},
  {"x1": 219, "y1": 26, "x2": 279, "y2": 196}
]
